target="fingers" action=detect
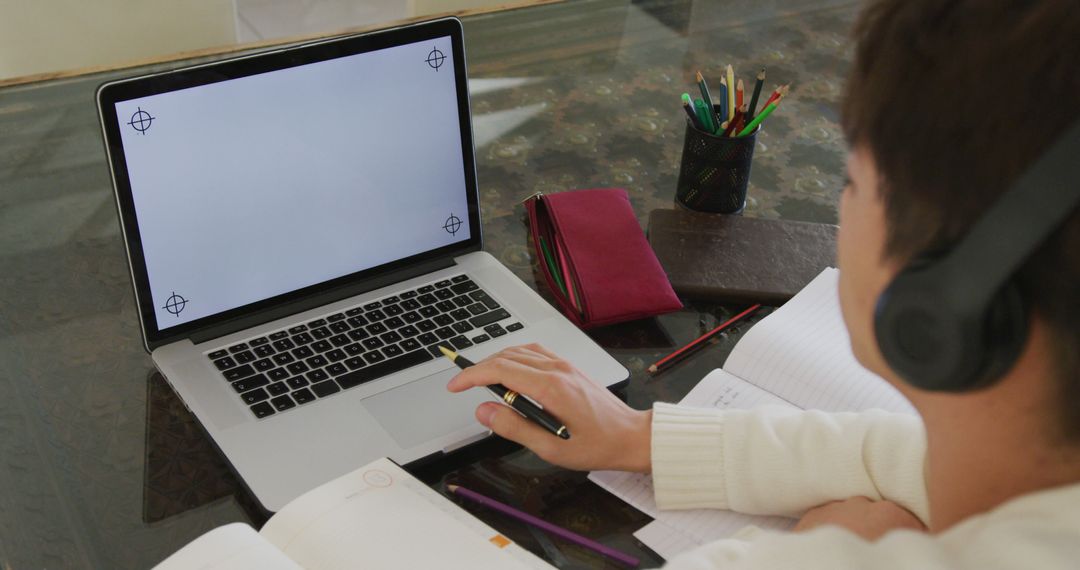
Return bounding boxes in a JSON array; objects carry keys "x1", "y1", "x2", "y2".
[
  {"x1": 446, "y1": 344, "x2": 568, "y2": 396},
  {"x1": 476, "y1": 401, "x2": 559, "y2": 457}
]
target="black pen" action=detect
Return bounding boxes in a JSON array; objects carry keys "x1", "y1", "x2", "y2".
[{"x1": 440, "y1": 346, "x2": 570, "y2": 440}]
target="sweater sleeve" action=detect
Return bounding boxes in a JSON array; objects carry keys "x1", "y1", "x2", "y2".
[{"x1": 650, "y1": 403, "x2": 929, "y2": 523}]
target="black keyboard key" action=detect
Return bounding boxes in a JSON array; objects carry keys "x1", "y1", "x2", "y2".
[
  {"x1": 271, "y1": 395, "x2": 296, "y2": 412},
  {"x1": 338, "y1": 349, "x2": 434, "y2": 390},
  {"x1": 427, "y1": 345, "x2": 446, "y2": 358},
  {"x1": 435, "y1": 327, "x2": 456, "y2": 340},
  {"x1": 401, "y1": 290, "x2": 418, "y2": 299},
  {"x1": 385, "y1": 316, "x2": 405, "y2": 329},
  {"x1": 224, "y1": 364, "x2": 256, "y2": 381},
  {"x1": 272, "y1": 353, "x2": 295, "y2": 365},
  {"x1": 420, "y1": 306, "x2": 439, "y2": 318},
  {"x1": 327, "y1": 349, "x2": 347, "y2": 362},
  {"x1": 362, "y1": 337, "x2": 384, "y2": 350},
  {"x1": 434, "y1": 289, "x2": 454, "y2": 300},
  {"x1": 418, "y1": 285, "x2": 435, "y2": 294},
  {"x1": 451, "y1": 280, "x2": 479, "y2": 294},
  {"x1": 452, "y1": 321, "x2": 474, "y2": 334},
  {"x1": 450, "y1": 309, "x2": 471, "y2": 321},
  {"x1": 383, "y1": 295, "x2": 400, "y2": 304},
  {"x1": 364, "y1": 301, "x2": 382, "y2": 311},
  {"x1": 330, "y1": 321, "x2": 350, "y2": 334},
  {"x1": 242, "y1": 387, "x2": 270, "y2": 404},
  {"x1": 272, "y1": 338, "x2": 295, "y2": 351},
  {"x1": 327, "y1": 363, "x2": 348, "y2": 376},
  {"x1": 304, "y1": 370, "x2": 326, "y2": 383},
  {"x1": 450, "y1": 335, "x2": 474, "y2": 350},
  {"x1": 418, "y1": 332, "x2": 439, "y2": 345},
  {"x1": 366, "y1": 322, "x2": 388, "y2": 335},
  {"x1": 267, "y1": 382, "x2": 289, "y2": 396},
  {"x1": 229, "y1": 343, "x2": 249, "y2": 353},
  {"x1": 451, "y1": 275, "x2": 469, "y2": 283},
  {"x1": 434, "y1": 315, "x2": 454, "y2": 327},
  {"x1": 381, "y1": 331, "x2": 403, "y2": 344},
  {"x1": 329, "y1": 334, "x2": 351, "y2": 347},
  {"x1": 254, "y1": 345, "x2": 275, "y2": 358},
  {"x1": 363, "y1": 351, "x2": 386, "y2": 364},
  {"x1": 490, "y1": 327, "x2": 508, "y2": 338},
  {"x1": 401, "y1": 299, "x2": 421, "y2": 311},
  {"x1": 306, "y1": 355, "x2": 329, "y2": 368},
  {"x1": 269, "y1": 331, "x2": 289, "y2": 340},
  {"x1": 466, "y1": 303, "x2": 488, "y2": 316},
  {"x1": 292, "y1": 332, "x2": 314, "y2": 345},
  {"x1": 348, "y1": 328, "x2": 370, "y2": 342},
  {"x1": 249, "y1": 336, "x2": 269, "y2": 347},
  {"x1": 435, "y1": 300, "x2": 456, "y2": 312},
  {"x1": 344, "y1": 342, "x2": 365, "y2": 356},
  {"x1": 453, "y1": 295, "x2": 474, "y2": 308},
  {"x1": 418, "y1": 294, "x2": 438, "y2": 306},
  {"x1": 292, "y1": 388, "x2": 316, "y2": 404},
  {"x1": 311, "y1": 327, "x2": 332, "y2": 339},
  {"x1": 382, "y1": 344, "x2": 404, "y2": 358},
  {"x1": 506, "y1": 322, "x2": 524, "y2": 332},
  {"x1": 311, "y1": 380, "x2": 340, "y2": 397},
  {"x1": 401, "y1": 338, "x2": 421, "y2": 352},
  {"x1": 308, "y1": 318, "x2": 327, "y2": 327},
  {"x1": 417, "y1": 320, "x2": 437, "y2": 332},
  {"x1": 347, "y1": 315, "x2": 369, "y2": 328},
  {"x1": 484, "y1": 323, "x2": 505, "y2": 334},
  {"x1": 255, "y1": 358, "x2": 276, "y2": 372},
  {"x1": 471, "y1": 333, "x2": 491, "y2": 344},
  {"x1": 311, "y1": 340, "x2": 332, "y2": 353},
  {"x1": 213, "y1": 356, "x2": 237, "y2": 370},
  {"x1": 293, "y1": 345, "x2": 314, "y2": 359},
  {"x1": 402, "y1": 311, "x2": 422, "y2": 323},
  {"x1": 289, "y1": 376, "x2": 311, "y2": 389},
  {"x1": 327, "y1": 313, "x2": 345, "y2": 323},
  {"x1": 345, "y1": 307, "x2": 364, "y2": 317},
  {"x1": 208, "y1": 349, "x2": 228, "y2": 359},
  {"x1": 288, "y1": 325, "x2": 308, "y2": 335},
  {"x1": 345, "y1": 356, "x2": 366, "y2": 370},
  {"x1": 476, "y1": 294, "x2": 501, "y2": 310},
  {"x1": 435, "y1": 279, "x2": 452, "y2": 288},
  {"x1": 233, "y1": 374, "x2": 270, "y2": 393},
  {"x1": 470, "y1": 309, "x2": 512, "y2": 328},
  {"x1": 286, "y1": 361, "x2": 309, "y2": 375},
  {"x1": 268, "y1": 368, "x2": 290, "y2": 381},
  {"x1": 384, "y1": 304, "x2": 404, "y2": 316},
  {"x1": 250, "y1": 401, "x2": 275, "y2": 418},
  {"x1": 400, "y1": 325, "x2": 420, "y2": 338},
  {"x1": 366, "y1": 309, "x2": 387, "y2": 321}
]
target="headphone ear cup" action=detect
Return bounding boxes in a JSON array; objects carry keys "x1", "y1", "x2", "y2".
[{"x1": 974, "y1": 278, "x2": 1029, "y2": 385}]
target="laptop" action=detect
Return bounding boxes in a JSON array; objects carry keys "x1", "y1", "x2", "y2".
[{"x1": 97, "y1": 17, "x2": 628, "y2": 512}]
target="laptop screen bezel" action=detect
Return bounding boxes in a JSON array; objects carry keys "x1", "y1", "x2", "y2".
[{"x1": 97, "y1": 18, "x2": 481, "y2": 351}]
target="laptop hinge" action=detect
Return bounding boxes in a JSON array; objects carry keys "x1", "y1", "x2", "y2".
[{"x1": 188, "y1": 256, "x2": 456, "y2": 346}]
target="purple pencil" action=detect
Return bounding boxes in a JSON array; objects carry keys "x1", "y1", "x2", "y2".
[{"x1": 448, "y1": 484, "x2": 640, "y2": 567}]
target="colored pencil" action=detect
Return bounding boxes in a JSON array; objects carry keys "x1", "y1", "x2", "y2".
[
  {"x1": 763, "y1": 84, "x2": 789, "y2": 108},
  {"x1": 747, "y1": 67, "x2": 766, "y2": 119},
  {"x1": 696, "y1": 71, "x2": 721, "y2": 131},
  {"x1": 736, "y1": 96, "x2": 781, "y2": 137},
  {"x1": 648, "y1": 304, "x2": 762, "y2": 373},
  {"x1": 681, "y1": 93, "x2": 704, "y2": 130},
  {"x1": 718, "y1": 78, "x2": 728, "y2": 126},
  {"x1": 725, "y1": 64, "x2": 736, "y2": 121},
  {"x1": 448, "y1": 484, "x2": 640, "y2": 567},
  {"x1": 553, "y1": 235, "x2": 581, "y2": 312},
  {"x1": 736, "y1": 79, "x2": 745, "y2": 109},
  {"x1": 538, "y1": 236, "x2": 566, "y2": 294},
  {"x1": 693, "y1": 97, "x2": 715, "y2": 133},
  {"x1": 724, "y1": 105, "x2": 746, "y2": 137}
]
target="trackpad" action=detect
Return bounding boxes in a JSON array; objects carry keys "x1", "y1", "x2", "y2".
[{"x1": 361, "y1": 369, "x2": 490, "y2": 450}]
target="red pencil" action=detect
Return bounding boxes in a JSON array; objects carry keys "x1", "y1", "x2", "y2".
[
  {"x1": 763, "y1": 84, "x2": 789, "y2": 108},
  {"x1": 736, "y1": 79, "x2": 745, "y2": 109},
  {"x1": 648, "y1": 304, "x2": 762, "y2": 373}
]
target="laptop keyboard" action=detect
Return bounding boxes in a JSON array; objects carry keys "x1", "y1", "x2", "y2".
[{"x1": 205, "y1": 275, "x2": 525, "y2": 419}]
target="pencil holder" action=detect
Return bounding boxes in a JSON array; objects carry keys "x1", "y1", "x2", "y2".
[{"x1": 675, "y1": 107, "x2": 758, "y2": 214}]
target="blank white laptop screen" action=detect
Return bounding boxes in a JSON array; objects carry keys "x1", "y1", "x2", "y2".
[{"x1": 114, "y1": 36, "x2": 470, "y2": 330}]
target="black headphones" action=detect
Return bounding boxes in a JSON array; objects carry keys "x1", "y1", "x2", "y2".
[{"x1": 875, "y1": 120, "x2": 1080, "y2": 392}]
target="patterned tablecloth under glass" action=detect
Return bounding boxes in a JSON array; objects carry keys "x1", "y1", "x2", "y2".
[{"x1": 0, "y1": 0, "x2": 857, "y2": 567}]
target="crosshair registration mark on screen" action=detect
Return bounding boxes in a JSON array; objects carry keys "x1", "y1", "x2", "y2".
[
  {"x1": 426, "y1": 46, "x2": 445, "y2": 71},
  {"x1": 163, "y1": 292, "x2": 188, "y2": 316},
  {"x1": 128, "y1": 107, "x2": 155, "y2": 135}
]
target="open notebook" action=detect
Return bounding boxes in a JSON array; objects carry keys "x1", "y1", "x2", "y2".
[
  {"x1": 155, "y1": 458, "x2": 550, "y2": 569},
  {"x1": 589, "y1": 268, "x2": 917, "y2": 560}
]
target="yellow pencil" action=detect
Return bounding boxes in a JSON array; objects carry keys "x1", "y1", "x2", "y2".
[{"x1": 726, "y1": 64, "x2": 736, "y2": 121}]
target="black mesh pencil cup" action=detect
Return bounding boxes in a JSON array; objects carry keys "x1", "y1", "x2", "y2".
[{"x1": 675, "y1": 109, "x2": 758, "y2": 214}]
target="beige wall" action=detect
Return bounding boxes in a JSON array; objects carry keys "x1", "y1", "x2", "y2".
[{"x1": 0, "y1": 0, "x2": 236, "y2": 80}]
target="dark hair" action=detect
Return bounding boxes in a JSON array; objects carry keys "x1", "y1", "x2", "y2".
[{"x1": 841, "y1": 0, "x2": 1080, "y2": 439}]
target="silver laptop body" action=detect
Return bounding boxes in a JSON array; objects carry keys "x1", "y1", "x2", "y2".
[{"x1": 97, "y1": 18, "x2": 627, "y2": 512}]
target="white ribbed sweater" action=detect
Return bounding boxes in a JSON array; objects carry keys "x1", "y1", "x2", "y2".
[{"x1": 649, "y1": 403, "x2": 1080, "y2": 569}]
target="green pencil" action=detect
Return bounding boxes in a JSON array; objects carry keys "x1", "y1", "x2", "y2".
[
  {"x1": 693, "y1": 97, "x2": 716, "y2": 133},
  {"x1": 538, "y1": 235, "x2": 567, "y2": 294},
  {"x1": 736, "y1": 98, "x2": 779, "y2": 137}
]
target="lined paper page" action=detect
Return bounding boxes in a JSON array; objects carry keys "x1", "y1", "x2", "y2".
[
  {"x1": 589, "y1": 370, "x2": 795, "y2": 557},
  {"x1": 724, "y1": 268, "x2": 915, "y2": 414}
]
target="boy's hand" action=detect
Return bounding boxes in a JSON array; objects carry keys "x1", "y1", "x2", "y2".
[
  {"x1": 794, "y1": 497, "x2": 927, "y2": 540},
  {"x1": 446, "y1": 343, "x2": 652, "y2": 473}
]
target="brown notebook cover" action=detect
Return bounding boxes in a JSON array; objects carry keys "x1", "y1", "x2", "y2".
[{"x1": 647, "y1": 209, "x2": 838, "y2": 305}]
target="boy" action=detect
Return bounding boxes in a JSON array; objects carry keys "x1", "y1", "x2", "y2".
[{"x1": 448, "y1": 0, "x2": 1080, "y2": 567}]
